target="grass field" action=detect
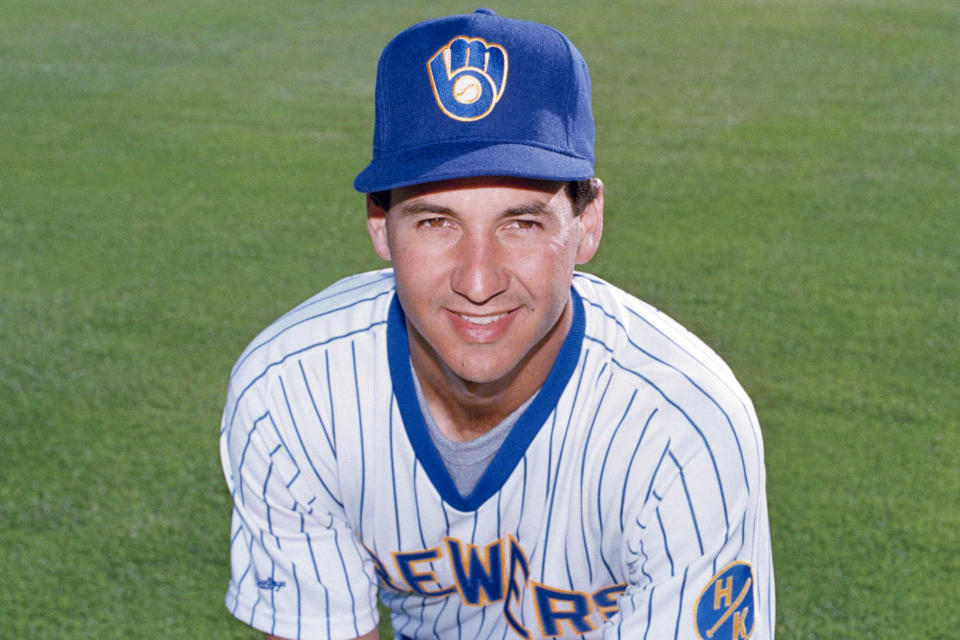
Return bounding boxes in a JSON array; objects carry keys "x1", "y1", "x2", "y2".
[{"x1": 1, "y1": 1, "x2": 957, "y2": 638}]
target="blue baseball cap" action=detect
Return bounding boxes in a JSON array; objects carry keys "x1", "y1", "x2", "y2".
[{"x1": 353, "y1": 9, "x2": 595, "y2": 193}]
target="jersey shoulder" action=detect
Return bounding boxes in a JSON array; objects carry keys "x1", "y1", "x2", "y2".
[
  {"x1": 574, "y1": 272, "x2": 738, "y2": 384},
  {"x1": 573, "y1": 272, "x2": 763, "y2": 466},
  {"x1": 227, "y1": 269, "x2": 396, "y2": 392}
]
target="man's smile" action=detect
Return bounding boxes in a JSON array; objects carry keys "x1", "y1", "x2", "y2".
[
  {"x1": 454, "y1": 310, "x2": 514, "y2": 325},
  {"x1": 445, "y1": 307, "x2": 520, "y2": 342}
]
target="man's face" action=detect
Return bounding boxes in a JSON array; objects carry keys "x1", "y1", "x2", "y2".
[{"x1": 367, "y1": 176, "x2": 603, "y2": 388}]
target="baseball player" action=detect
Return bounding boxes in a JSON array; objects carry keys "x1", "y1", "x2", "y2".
[{"x1": 220, "y1": 9, "x2": 775, "y2": 640}]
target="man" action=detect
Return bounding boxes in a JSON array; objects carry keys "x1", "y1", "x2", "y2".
[{"x1": 220, "y1": 9, "x2": 774, "y2": 640}]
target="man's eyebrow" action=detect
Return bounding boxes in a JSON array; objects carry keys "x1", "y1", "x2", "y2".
[
  {"x1": 399, "y1": 202, "x2": 455, "y2": 215},
  {"x1": 504, "y1": 201, "x2": 555, "y2": 217}
]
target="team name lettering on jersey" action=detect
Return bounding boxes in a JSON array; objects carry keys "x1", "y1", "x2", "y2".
[{"x1": 372, "y1": 536, "x2": 627, "y2": 638}]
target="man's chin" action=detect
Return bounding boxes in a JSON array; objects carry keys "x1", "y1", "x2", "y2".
[{"x1": 444, "y1": 353, "x2": 524, "y2": 391}]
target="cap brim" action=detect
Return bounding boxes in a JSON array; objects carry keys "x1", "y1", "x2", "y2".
[{"x1": 353, "y1": 141, "x2": 593, "y2": 193}]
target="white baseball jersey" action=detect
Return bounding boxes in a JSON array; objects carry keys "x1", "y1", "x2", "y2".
[{"x1": 220, "y1": 269, "x2": 775, "y2": 640}]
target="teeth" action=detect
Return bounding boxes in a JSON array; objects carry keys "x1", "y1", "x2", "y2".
[{"x1": 459, "y1": 312, "x2": 508, "y2": 325}]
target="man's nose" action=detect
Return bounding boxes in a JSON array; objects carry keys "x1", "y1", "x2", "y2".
[{"x1": 450, "y1": 231, "x2": 508, "y2": 305}]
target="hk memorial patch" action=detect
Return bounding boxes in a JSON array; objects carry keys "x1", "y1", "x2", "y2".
[{"x1": 694, "y1": 562, "x2": 756, "y2": 640}]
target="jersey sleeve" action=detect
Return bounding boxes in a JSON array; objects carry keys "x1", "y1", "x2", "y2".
[
  {"x1": 220, "y1": 372, "x2": 379, "y2": 640},
  {"x1": 608, "y1": 441, "x2": 775, "y2": 640}
]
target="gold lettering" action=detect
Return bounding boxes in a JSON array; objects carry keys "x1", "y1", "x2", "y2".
[
  {"x1": 732, "y1": 607, "x2": 749, "y2": 639},
  {"x1": 713, "y1": 577, "x2": 733, "y2": 610}
]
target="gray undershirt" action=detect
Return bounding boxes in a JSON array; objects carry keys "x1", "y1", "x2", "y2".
[{"x1": 411, "y1": 363, "x2": 536, "y2": 497}]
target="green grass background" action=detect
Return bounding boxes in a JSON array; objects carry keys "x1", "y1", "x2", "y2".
[{"x1": 2, "y1": 0, "x2": 957, "y2": 637}]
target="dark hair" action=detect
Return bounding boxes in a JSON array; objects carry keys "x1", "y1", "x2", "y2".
[
  {"x1": 369, "y1": 178, "x2": 600, "y2": 215},
  {"x1": 368, "y1": 189, "x2": 391, "y2": 211},
  {"x1": 565, "y1": 178, "x2": 601, "y2": 216}
]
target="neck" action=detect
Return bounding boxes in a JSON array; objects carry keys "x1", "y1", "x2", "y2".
[{"x1": 408, "y1": 302, "x2": 572, "y2": 442}]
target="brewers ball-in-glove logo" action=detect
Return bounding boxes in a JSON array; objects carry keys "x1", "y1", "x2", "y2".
[
  {"x1": 694, "y1": 562, "x2": 756, "y2": 640},
  {"x1": 428, "y1": 36, "x2": 508, "y2": 121}
]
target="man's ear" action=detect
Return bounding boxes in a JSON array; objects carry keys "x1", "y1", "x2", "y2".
[
  {"x1": 575, "y1": 178, "x2": 604, "y2": 265},
  {"x1": 366, "y1": 194, "x2": 392, "y2": 262}
]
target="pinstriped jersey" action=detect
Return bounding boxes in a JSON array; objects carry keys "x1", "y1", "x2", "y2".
[{"x1": 220, "y1": 269, "x2": 775, "y2": 640}]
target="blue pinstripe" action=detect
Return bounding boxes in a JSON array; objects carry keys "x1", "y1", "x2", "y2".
[
  {"x1": 297, "y1": 360, "x2": 336, "y2": 456},
  {"x1": 595, "y1": 360, "x2": 609, "y2": 388},
  {"x1": 247, "y1": 530, "x2": 261, "y2": 624},
  {"x1": 350, "y1": 341, "x2": 367, "y2": 539},
  {"x1": 618, "y1": 406, "x2": 656, "y2": 532},
  {"x1": 645, "y1": 441, "x2": 671, "y2": 505},
  {"x1": 249, "y1": 585, "x2": 261, "y2": 626},
  {"x1": 285, "y1": 469, "x2": 300, "y2": 489},
  {"x1": 495, "y1": 483, "x2": 503, "y2": 538},
  {"x1": 578, "y1": 375, "x2": 612, "y2": 583},
  {"x1": 517, "y1": 456, "x2": 526, "y2": 537},
  {"x1": 331, "y1": 526, "x2": 361, "y2": 638},
  {"x1": 233, "y1": 534, "x2": 255, "y2": 614},
  {"x1": 269, "y1": 561, "x2": 277, "y2": 635},
  {"x1": 237, "y1": 416, "x2": 267, "y2": 506},
  {"x1": 440, "y1": 496, "x2": 451, "y2": 532},
  {"x1": 668, "y1": 451, "x2": 704, "y2": 555},
  {"x1": 637, "y1": 535, "x2": 653, "y2": 584},
  {"x1": 292, "y1": 563, "x2": 301, "y2": 640},
  {"x1": 389, "y1": 393, "x2": 401, "y2": 550},
  {"x1": 324, "y1": 351, "x2": 337, "y2": 452},
  {"x1": 432, "y1": 594, "x2": 451, "y2": 638},
  {"x1": 672, "y1": 568, "x2": 689, "y2": 640},
  {"x1": 301, "y1": 529, "x2": 331, "y2": 639},
  {"x1": 545, "y1": 411, "x2": 556, "y2": 504},
  {"x1": 540, "y1": 354, "x2": 589, "y2": 582},
  {"x1": 262, "y1": 463, "x2": 274, "y2": 535},
  {"x1": 596, "y1": 390, "x2": 639, "y2": 581},
  {"x1": 565, "y1": 540, "x2": 575, "y2": 589},
  {"x1": 324, "y1": 577, "x2": 331, "y2": 640},
  {"x1": 412, "y1": 464, "x2": 427, "y2": 548},
  {"x1": 656, "y1": 507, "x2": 674, "y2": 576},
  {"x1": 266, "y1": 412, "x2": 297, "y2": 474},
  {"x1": 410, "y1": 462, "x2": 429, "y2": 640},
  {"x1": 640, "y1": 586, "x2": 655, "y2": 640}
]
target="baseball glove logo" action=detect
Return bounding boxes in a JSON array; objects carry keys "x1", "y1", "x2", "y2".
[
  {"x1": 427, "y1": 36, "x2": 508, "y2": 121},
  {"x1": 693, "y1": 562, "x2": 756, "y2": 640}
]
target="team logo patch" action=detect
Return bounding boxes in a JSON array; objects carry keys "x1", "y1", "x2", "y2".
[
  {"x1": 694, "y1": 562, "x2": 756, "y2": 640},
  {"x1": 427, "y1": 36, "x2": 508, "y2": 121}
]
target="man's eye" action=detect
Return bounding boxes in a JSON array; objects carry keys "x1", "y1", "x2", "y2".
[
  {"x1": 506, "y1": 219, "x2": 540, "y2": 231},
  {"x1": 419, "y1": 217, "x2": 451, "y2": 228}
]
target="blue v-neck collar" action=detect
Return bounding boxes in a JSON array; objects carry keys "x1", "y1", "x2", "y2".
[{"x1": 387, "y1": 289, "x2": 586, "y2": 512}]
